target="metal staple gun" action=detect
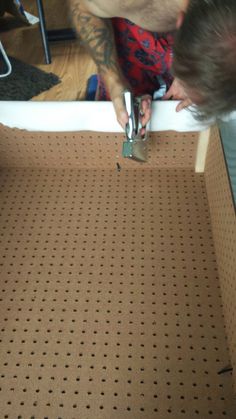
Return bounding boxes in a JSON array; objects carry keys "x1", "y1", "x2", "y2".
[{"x1": 122, "y1": 91, "x2": 149, "y2": 162}]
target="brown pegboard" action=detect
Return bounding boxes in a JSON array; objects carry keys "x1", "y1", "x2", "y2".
[
  {"x1": 0, "y1": 125, "x2": 198, "y2": 169},
  {"x1": 0, "y1": 164, "x2": 236, "y2": 418},
  {"x1": 205, "y1": 126, "x2": 236, "y2": 390}
]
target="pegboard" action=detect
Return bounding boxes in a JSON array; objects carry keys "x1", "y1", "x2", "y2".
[
  {"x1": 205, "y1": 126, "x2": 236, "y2": 390},
  {"x1": 0, "y1": 163, "x2": 236, "y2": 418},
  {"x1": 0, "y1": 125, "x2": 198, "y2": 169}
]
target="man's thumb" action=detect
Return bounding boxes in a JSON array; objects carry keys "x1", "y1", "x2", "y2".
[{"x1": 113, "y1": 96, "x2": 129, "y2": 129}]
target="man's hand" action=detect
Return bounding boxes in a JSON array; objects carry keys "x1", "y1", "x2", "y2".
[
  {"x1": 108, "y1": 77, "x2": 152, "y2": 130},
  {"x1": 113, "y1": 92, "x2": 152, "y2": 130},
  {"x1": 163, "y1": 78, "x2": 192, "y2": 111}
]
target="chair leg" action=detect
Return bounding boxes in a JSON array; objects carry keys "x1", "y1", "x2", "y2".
[{"x1": 36, "y1": 0, "x2": 51, "y2": 64}]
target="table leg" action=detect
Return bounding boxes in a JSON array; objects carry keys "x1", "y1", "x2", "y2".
[{"x1": 36, "y1": 0, "x2": 51, "y2": 64}]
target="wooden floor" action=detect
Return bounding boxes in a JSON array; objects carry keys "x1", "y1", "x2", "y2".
[{"x1": 0, "y1": 0, "x2": 97, "y2": 100}]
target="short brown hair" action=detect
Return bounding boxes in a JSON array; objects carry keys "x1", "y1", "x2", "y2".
[{"x1": 173, "y1": 0, "x2": 236, "y2": 120}]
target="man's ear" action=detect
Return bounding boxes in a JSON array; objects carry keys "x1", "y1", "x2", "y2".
[{"x1": 176, "y1": 11, "x2": 185, "y2": 29}]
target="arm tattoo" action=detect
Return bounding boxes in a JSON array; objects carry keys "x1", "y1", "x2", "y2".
[{"x1": 71, "y1": 1, "x2": 117, "y2": 73}]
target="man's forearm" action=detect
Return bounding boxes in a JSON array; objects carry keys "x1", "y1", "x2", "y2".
[
  {"x1": 70, "y1": 0, "x2": 130, "y2": 127},
  {"x1": 70, "y1": 0, "x2": 121, "y2": 78}
]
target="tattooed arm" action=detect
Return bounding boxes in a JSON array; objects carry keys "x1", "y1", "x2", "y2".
[{"x1": 69, "y1": 0, "x2": 129, "y2": 127}]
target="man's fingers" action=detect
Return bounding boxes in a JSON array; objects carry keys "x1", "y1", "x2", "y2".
[
  {"x1": 141, "y1": 108, "x2": 152, "y2": 127},
  {"x1": 164, "y1": 90, "x2": 185, "y2": 101},
  {"x1": 160, "y1": 78, "x2": 193, "y2": 112},
  {"x1": 163, "y1": 88, "x2": 174, "y2": 100},
  {"x1": 176, "y1": 98, "x2": 192, "y2": 112},
  {"x1": 140, "y1": 96, "x2": 152, "y2": 126}
]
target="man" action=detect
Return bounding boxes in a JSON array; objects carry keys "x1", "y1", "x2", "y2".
[{"x1": 69, "y1": 0, "x2": 236, "y2": 128}]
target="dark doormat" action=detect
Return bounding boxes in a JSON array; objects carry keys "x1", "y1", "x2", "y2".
[{"x1": 0, "y1": 56, "x2": 61, "y2": 100}]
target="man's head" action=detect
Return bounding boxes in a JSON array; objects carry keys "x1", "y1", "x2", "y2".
[{"x1": 173, "y1": 0, "x2": 236, "y2": 119}]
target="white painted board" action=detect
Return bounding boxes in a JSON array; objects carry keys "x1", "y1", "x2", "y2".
[{"x1": 0, "y1": 101, "x2": 215, "y2": 132}]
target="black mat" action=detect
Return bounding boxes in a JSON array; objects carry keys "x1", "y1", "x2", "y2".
[{"x1": 0, "y1": 56, "x2": 61, "y2": 100}]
